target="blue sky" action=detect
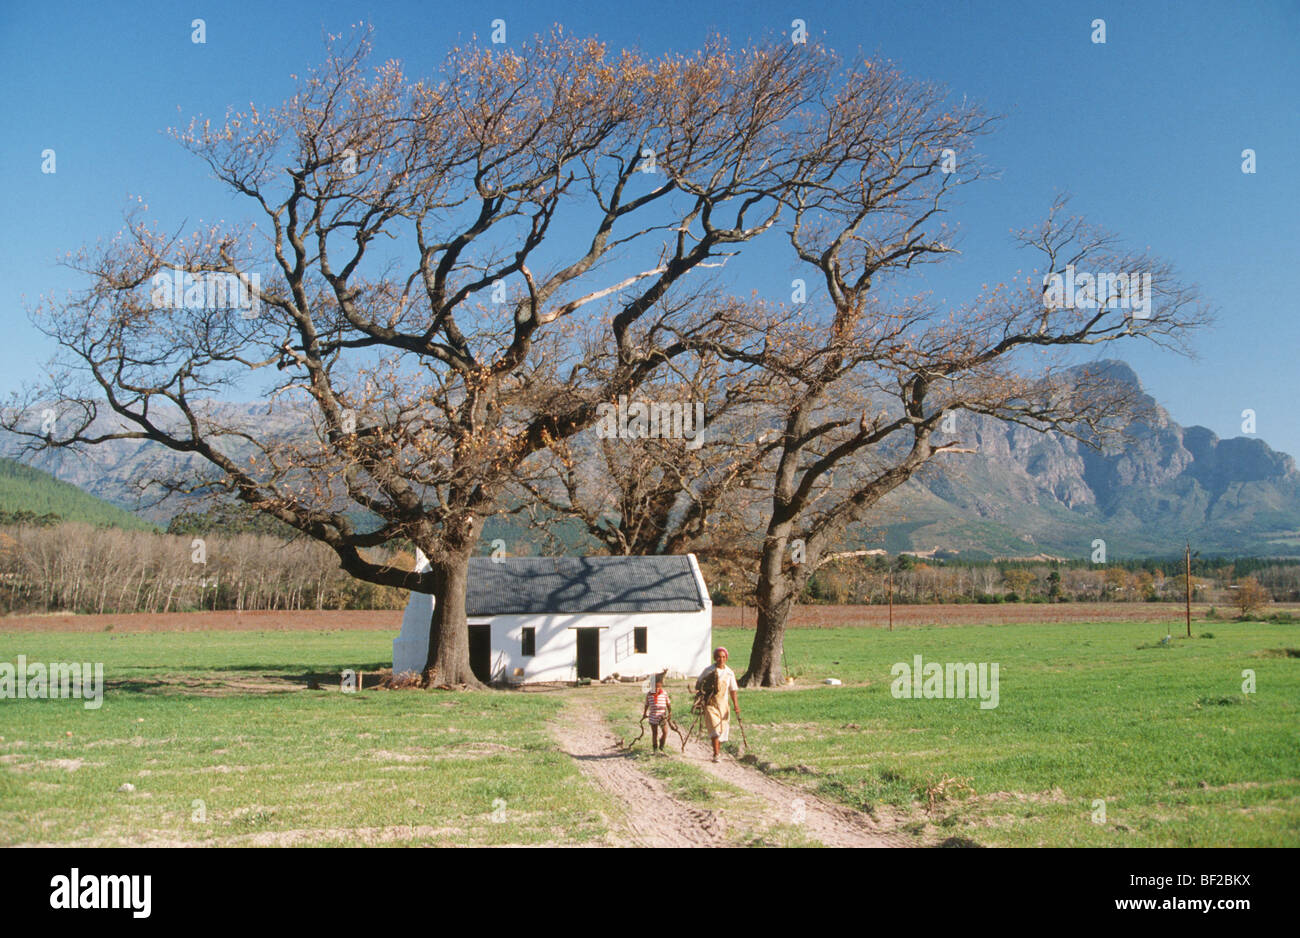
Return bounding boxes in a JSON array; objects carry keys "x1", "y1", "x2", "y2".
[{"x1": 2, "y1": 0, "x2": 1297, "y2": 453}]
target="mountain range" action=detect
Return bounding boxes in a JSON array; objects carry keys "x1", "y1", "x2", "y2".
[{"x1": 867, "y1": 362, "x2": 1300, "y2": 558}]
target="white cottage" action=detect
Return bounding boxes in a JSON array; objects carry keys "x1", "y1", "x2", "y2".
[{"x1": 392, "y1": 554, "x2": 713, "y2": 684}]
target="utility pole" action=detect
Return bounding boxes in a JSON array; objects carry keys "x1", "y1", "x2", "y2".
[
  {"x1": 888, "y1": 566, "x2": 894, "y2": 632},
  {"x1": 1185, "y1": 542, "x2": 1192, "y2": 638}
]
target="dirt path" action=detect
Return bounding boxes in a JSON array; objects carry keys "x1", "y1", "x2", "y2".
[
  {"x1": 688, "y1": 744, "x2": 913, "y2": 847},
  {"x1": 551, "y1": 697, "x2": 728, "y2": 847},
  {"x1": 552, "y1": 696, "x2": 909, "y2": 847}
]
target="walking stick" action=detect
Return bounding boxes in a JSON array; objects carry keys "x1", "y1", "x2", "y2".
[
  {"x1": 681, "y1": 708, "x2": 703, "y2": 752},
  {"x1": 680, "y1": 711, "x2": 695, "y2": 750},
  {"x1": 733, "y1": 704, "x2": 749, "y2": 754}
]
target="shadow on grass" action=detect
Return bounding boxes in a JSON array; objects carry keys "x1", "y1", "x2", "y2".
[
  {"x1": 206, "y1": 662, "x2": 391, "y2": 675},
  {"x1": 103, "y1": 676, "x2": 300, "y2": 696},
  {"x1": 208, "y1": 663, "x2": 393, "y2": 690},
  {"x1": 101, "y1": 662, "x2": 390, "y2": 696}
]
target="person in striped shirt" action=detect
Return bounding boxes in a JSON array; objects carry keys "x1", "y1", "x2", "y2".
[{"x1": 641, "y1": 674, "x2": 672, "y2": 752}]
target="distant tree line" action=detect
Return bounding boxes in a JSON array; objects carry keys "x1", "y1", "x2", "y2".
[
  {"x1": 0, "y1": 510, "x2": 63, "y2": 527},
  {"x1": 703, "y1": 552, "x2": 1300, "y2": 609},
  {"x1": 2, "y1": 514, "x2": 1295, "y2": 616},
  {"x1": 0, "y1": 521, "x2": 409, "y2": 615}
]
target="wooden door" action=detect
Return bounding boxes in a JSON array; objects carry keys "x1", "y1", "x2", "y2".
[
  {"x1": 575, "y1": 628, "x2": 600, "y2": 680},
  {"x1": 468, "y1": 624, "x2": 492, "y2": 684}
]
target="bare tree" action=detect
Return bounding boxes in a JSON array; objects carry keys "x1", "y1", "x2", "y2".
[
  {"x1": 3, "y1": 29, "x2": 905, "y2": 685},
  {"x1": 719, "y1": 184, "x2": 1211, "y2": 683}
]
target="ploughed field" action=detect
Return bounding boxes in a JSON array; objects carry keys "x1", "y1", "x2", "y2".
[
  {"x1": 711, "y1": 602, "x2": 1238, "y2": 628},
  {"x1": 0, "y1": 601, "x2": 1247, "y2": 633},
  {"x1": 1, "y1": 617, "x2": 1296, "y2": 846}
]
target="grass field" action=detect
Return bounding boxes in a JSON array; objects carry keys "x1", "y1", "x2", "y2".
[
  {"x1": 0, "y1": 632, "x2": 612, "y2": 846},
  {"x1": 709, "y1": 620, "x2": 1300, "y2": 846},
  {"x1": 2, "y1": 617, "x2": 1297, "y2": 846}
]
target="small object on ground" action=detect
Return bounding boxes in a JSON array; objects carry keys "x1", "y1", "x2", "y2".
[
  {"x1": 925, "y1": 774, "x2": 976, "y2": 813},
  {"x1": 65, "y1": 731, "x2": 72, "y2": 737},
  {"x1": 118, "y1": 783, "x2": 135, "y2": 793},
  {"x1": 824, "y1": 678, "x2": 842, "y2": 685},
  {"x1": 1159, "y1": 634, "x2": 1171, "y2": 646}
]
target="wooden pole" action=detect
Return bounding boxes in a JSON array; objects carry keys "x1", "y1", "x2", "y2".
[
  {"x1": 1185, "y1": 542, "x2": 1192, "y2": 638},
  {"x1": 888, "y1": 568, "x2": 894, "y2": 632}
]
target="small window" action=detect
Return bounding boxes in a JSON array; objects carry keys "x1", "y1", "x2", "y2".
[
  {"x1": 633, "y1": 626, "x2": 647, "y2": 654},
  {"x1": 521, "y1": 627, "x2": 536, "y2": 657}
]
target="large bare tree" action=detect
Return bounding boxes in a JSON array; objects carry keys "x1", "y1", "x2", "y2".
[
  {"x1": 722, "y1": 189, "x2": 1212, "y2": 685},
  {"x1": 4, "y1": 29, "x2": 924, "y2": 686}
]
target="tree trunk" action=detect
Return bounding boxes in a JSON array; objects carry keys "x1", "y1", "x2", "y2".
[
  {"x1": 742, "y1": 536, "x2": 798, "y2": 687},
  {"x1": 422, "y1": 546, "x2": 482, "y2": 688},
  {"x1": 744, "y1": 599, "x2": 793, "y2": 686}
]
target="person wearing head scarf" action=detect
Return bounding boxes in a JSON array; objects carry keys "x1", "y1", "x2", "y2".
[{"x1": 694, "y1": 646, "x2": 740, "y2": 762}]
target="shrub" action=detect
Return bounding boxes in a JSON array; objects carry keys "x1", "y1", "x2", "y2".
[{"x1": 1234, "y1": 576, "x2": 1270, "y2": 618}]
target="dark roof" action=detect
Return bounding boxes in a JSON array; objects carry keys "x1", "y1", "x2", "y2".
[{"x1": 466, "y1": 555, "x2": 705, "y2": 616}]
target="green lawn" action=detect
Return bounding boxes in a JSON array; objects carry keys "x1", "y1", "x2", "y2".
[
  {"x1": 0, "y1": 631, "x2": 611, "y2": 846},
  {"x1": 710, "y1": 620, "x2": 1300, "y2": 846},
  {"x1": 2, "y1": 619, "x2": 1297, "y2": 847}
]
